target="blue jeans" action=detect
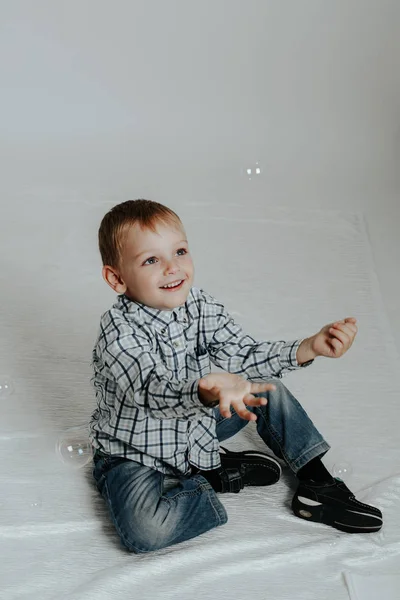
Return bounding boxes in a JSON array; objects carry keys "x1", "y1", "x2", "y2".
[{"x1": 92, "y1": 380, "x2": 330, "y2": 553}]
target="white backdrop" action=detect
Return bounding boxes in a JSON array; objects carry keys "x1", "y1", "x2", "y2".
[{"x1": 1, "y1": 0, "x2": 399, "y2": 337}]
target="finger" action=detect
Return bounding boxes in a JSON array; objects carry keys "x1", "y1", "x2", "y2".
[
  {"x1": 331, "y1": 325, "x2": 355, "y2": 339},
  {"x1": 333, "y1": 325, "x2": 355, "y2": 344},
  {"x1": 244, "y1": 411, "x2": 257, "y2": 422},
  {"x1": 244, "y1": 395, "x2": 268, "y2": 407},
  {"x1": 329, "y1": 327, "x2": 349, "y2": 344},
  {"x1": 330, "y1": 337, "x2": 343, "y2": 352},
  {"x1": 218, "y1": 399, "x2": 232, "y2": 419},
  {"x1": 234, "y1": 404, "x2": 257, "y2": 421},
  {"x1": 333, "y1": 322, "x2": 357, "y2": 334},
  {"x1": 250, "y1": 382, "x2": 276, "y2": 393},
  {"x1": 336, "y1": 319, "x2": 357, "y2": 333},
  {"x1": 243, "y1": 393, "x2": 256, "y2": 403}
]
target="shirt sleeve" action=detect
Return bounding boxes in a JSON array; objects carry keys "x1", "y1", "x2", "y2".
[
  {"x1": 200, "y1": 290, "x2": 314, "y2": 379},
  {"x1": 99, "y1": 316, "x2": 211, "y2": 420}
]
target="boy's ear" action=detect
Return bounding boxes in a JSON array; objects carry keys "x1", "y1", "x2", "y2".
[{"x1": 102, "y1": 265, "x2": 127, "y2": 294}]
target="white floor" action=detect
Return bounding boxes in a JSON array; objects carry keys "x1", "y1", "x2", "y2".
[{"x1": 1, "y1": 195, "x2": 399, "y2": 600}]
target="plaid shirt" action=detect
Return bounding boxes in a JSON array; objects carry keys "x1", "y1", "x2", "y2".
[{"x1": 89, "y1": 286, "x2": 313, "y2": 476}]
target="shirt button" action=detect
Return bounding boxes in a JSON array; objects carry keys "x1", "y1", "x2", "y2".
[
  {"x1": 161, "y1": 328, "x2": 167, "y2": 334},
  {"x1": 173, "y1": 341, "x2": 180, "y2": 348}
]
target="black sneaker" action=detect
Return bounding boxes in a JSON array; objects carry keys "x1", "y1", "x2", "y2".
[
  {"x1": 219, "y1": 446, "x2": 282, "y2": 486},
  {"x1": 292, "y1": 477, "x2": 383, "y2": 533},
  {"x1": 197, "y1": 446, "x2": 282, "y2": 493}
]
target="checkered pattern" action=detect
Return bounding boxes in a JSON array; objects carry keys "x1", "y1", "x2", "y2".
[{"x1": 89, "y1": 286, "x2": 313, "y2": 475}]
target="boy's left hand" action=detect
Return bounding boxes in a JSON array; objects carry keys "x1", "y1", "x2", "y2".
[{"x1": 310, "y1": 317, "x2": 358, "y2": 359}]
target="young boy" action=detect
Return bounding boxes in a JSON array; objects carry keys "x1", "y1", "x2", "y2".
[{"x1": 89, "y1": 199, "x2": 382, "y2": 554}]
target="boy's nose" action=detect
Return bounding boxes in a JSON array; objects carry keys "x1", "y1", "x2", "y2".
[{"x1": 165, "y1": 262, "x2": 179, "y2": 274}]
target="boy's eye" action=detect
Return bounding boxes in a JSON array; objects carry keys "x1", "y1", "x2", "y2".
[{"x1": 143, "y1": 248, "x2": 187, "y2": 266}]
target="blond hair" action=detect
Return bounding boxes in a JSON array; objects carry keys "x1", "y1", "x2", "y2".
[{"x1": 98, "y1": 199, "x2": 182, "y2": 269}]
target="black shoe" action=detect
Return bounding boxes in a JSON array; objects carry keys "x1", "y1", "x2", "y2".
[
  {"x1": 292, "y1": 477, "x2": 383, "y2": 533},
  {"x1": 199, "y1": 446, "x2": 282, "y2": 493},
  {"x1": 200, "y1": 465, "x2": 244, "y2": 493},
  {"x1": 219, "y1": 446, "x2": 282, "y2": 486}
]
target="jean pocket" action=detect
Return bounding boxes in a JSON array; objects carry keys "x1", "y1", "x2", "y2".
[{"x1": 95, "y1": 454, "x2": 130, "y2": 479}]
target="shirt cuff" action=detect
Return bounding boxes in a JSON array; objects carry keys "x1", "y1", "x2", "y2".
[
  {"x1": 280, "y1": 338, "x2": 315, "y2": 370},
  {"x1": 182, "y1": 378, "x2": 214, "y2": 418}
]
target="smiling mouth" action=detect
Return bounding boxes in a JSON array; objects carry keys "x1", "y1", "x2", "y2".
[{"x1": 160, "y1": 279, "x2": 185, "y2": 290}]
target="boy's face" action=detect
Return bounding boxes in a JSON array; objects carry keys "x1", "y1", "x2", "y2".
[{"x1": 103, "y1": 220, "x2": 194, "y2": 311}]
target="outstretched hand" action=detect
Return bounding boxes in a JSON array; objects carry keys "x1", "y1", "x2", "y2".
[{"x1": 198, "y1": 372, "x2": 276, "y2": 421}]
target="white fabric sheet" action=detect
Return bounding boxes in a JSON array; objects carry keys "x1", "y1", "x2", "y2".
[
  {"x1": 1, "y1": 201, "x2": 399, "y2": 600},
  {"x1": 344, "y1": 571, "x2": 400, "y2": 600}
]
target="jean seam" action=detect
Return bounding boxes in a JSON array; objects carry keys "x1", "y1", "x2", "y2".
[
  {"x1": 205, "y1": 487, "x2": 227, "y2": 524},
  {"x1": 103, "y1": 479, "x2": 144, "y2": 553},
  {"x1": 255, "y1": 407, "x2": 293, "y2": 466},
  {"x1": 255, "y1": 401, "x2": 329, "y2": 473},
  {"x1": 160, "y1": 476, "x2": 225, "y2": 531}
]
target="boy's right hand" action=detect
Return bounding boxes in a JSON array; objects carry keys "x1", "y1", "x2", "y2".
[{"x1": 198, "y1": 372, "x2": 276, "y2": 422}]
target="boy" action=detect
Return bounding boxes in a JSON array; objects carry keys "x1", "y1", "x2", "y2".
[{"x1": 89, "y1": 199, "x2": 382, "y2": 554}]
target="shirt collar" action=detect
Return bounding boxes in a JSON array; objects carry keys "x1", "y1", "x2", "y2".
[{"x1": 116, "y1": 293, "x2": 189, "y2": 333}]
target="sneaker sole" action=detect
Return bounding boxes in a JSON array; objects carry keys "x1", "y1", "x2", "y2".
[{"x1": 292, "y1": 494, "x2": 383, "y2": 533}]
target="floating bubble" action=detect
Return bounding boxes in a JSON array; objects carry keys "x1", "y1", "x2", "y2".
[
  {"x1": 0, "y1": 497, "x2": 42, "y2": 511},
  {"x1": 0, "y1": 486, "x2": 43, "y2": 523},
  {"x1": 0, "y1": 377, "x2": 15, "y2": 398},
  {"x1": 56, "y1": 425, "x2": 93, "y2": 469},
  {"x1": 242, "y1": 161, "x2": 262, "y2": 180},
  {"x1": 332, "y1": 461, "x2": 353, "y2": 481}
]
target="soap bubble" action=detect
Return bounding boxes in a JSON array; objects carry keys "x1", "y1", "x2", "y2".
[
  {"x1": 56, "y1": 425, "x2": 93, "y2": 469},
  {"x1": 0, "y1": 484, "x2": 43, "y2": 524},
  {"x1": 0, "y1": 378, "x2": 14, "y2": 398},
  {"x1": 332, "y1": 461, "x2": 353, "y2": 481},
  {"x1": 324, "y1": 451, "x2": 354, "y2": 484},
  {"x1": 242, "y1": 161, "x2": 262, "y2": 180}
]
